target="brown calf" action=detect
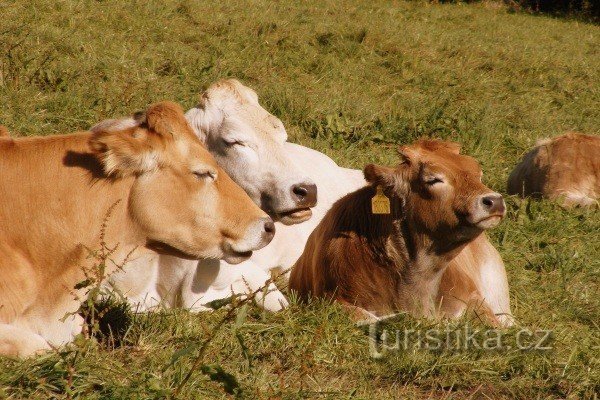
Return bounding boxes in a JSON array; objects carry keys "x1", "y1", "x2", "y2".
[{"x1": 289, "y1": 140, "x2": 506, "y2": 321}]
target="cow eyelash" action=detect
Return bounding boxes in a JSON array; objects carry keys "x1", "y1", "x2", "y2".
[
  {"x1": 424, "y1": 177, "x2": 443, "y2": 185},
  {"x1": 223, "y1": 138, "x2": 244, "y2": 147},
  {"x1": 193, "y1": 170, "x2": 216, "y2": 181}
]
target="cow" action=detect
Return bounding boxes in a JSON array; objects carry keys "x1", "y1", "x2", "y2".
[
  {"x1": 289, "y1": 140, "x2": 507, "y2": 323},
  {"x1": 90, "y1": 80, "x2": 512, "y2": 325},
  {"x1": 0, "y1": 101, "x2": 274, "y2": 357},
  {"x1": 507, "y1": 132, "x2": 600, "y2": 207},
  {"x1": 91, "y1": 80, "x2": 345, "y2": 311},
  {"x1": 0, "y1": 125, "x2": 10, "y2": 138}
]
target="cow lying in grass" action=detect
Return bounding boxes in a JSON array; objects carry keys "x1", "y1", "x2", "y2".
[
  {"x1": 91, "y1": 79, "x2": 362, "y2": 311},
  {"x1": 90, "y1": 80, "x2": 512, "y2": 325},
  {"x1": 290, "y1": 140, "x2": 507, "y2": 323},
  {"x1": 0, "y1": 101, "x2": 273, "y2": 357},
  {"x1": 508, "y1": 132, "x2": 599, "y2": 208}
]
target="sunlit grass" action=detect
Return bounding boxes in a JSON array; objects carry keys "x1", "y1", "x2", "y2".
[{"x1": 0, "y1": 0, "x2": 598, "y2": 398}]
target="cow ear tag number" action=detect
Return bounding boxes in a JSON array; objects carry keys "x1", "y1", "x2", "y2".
[{"x1": 371, "y1": 186, "x2": 390, "y2": 214}]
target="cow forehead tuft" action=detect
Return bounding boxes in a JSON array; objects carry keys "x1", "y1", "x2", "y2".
[{"x1": 416, "y1": 152, "x2": 481, "y2": 177}]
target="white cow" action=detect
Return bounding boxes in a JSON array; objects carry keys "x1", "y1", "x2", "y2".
[
  {"x1": 93, "y1": 79, "x2": 362, "y2": 311},
  {"x1": 95, "y1": 79, "x2": 512, "y2": 325}
]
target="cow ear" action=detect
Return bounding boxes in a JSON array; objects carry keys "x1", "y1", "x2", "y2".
[
  {"x1": 437, "y1": 141, "x2": 461, "y2": 154},
  {"x1": 364, "y1": 163, "x2": 410, "y2": 198},
  {"x1": 89, "y1": 127, "x2": 160, "y2": 177},
  {"x1": 184, "y1": 106, "x2": 212, "y2": 144},
  {"x1": 145, "y1": 101, "x2": 195, "y2": 141},
  {"x1": 364, "y1": 164, "x2": 397, "y2": 187},
  {"x1": 397, "y1": 145, "x2": 420, "y2": 164}
]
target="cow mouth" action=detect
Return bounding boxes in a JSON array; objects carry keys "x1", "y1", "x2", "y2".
[
  {"x1": 223, "y1": 250, "x2": 253, "y2": 264},
  {"x1": 473, "y1": 214, "x2": 504, "y2": 229},
  {"x1": 276, "y1": 207, "x2": 313, "y2": 225}
]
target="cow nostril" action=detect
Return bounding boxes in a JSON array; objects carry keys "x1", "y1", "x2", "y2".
[
  {"x1": 292, "y1": 185, "x2": 308, "y2": 199},
  {"x1": 291, "y1": 182, "x2": 318, "y2": 207},
  {"x1": 264, "y1": 220, "x2": 275, "y2": 234},
  {"x1": 482, "y1": 196, "x2": 494, "y2": 209}
]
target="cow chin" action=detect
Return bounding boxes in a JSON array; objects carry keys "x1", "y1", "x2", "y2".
[
  {"x1": 276, "y1": 208, "x2": 313, "y2": 225},
  {"x1": 146, "y1": 240, "x2": 203, "y2": 260},
  {"x1": 473, "y1": 215, "x2": 503, "y2": 230},
  {"x1": 222, "y1": 251, "x2": 253, "y2": 264}
]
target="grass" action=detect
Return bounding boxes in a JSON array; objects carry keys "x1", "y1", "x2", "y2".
[{"x1": 0, "y1": 0, "x2": 599, "y2": 398}]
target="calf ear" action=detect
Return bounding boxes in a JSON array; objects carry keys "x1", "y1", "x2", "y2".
[
  {"x1": 364, "y1": 164, "x2": 395, "y2": 186},
  {"x1": 89, "y1": 128, "x2": 160, "y2": 177}
]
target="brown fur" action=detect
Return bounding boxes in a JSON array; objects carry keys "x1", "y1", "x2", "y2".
[
  {"x1": 0, "y1": 101, "x2": 270, "y2": 357},
  {"x1": 290, "y1": 140, "x2": 505, "y2": 320},
  {"x1": 507, "y1": 132, "x2": 600, "y2": 207},
  {"x1": 0, "y1": 126, "x2": 10, "y2": 138}
]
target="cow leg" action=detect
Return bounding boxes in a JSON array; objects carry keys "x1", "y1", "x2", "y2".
[
  {"x1": 337, "y1": 300, "x2": 384, "y2": 325},
  {"x1": 475, "y1": 248, "x2": 514, "y2": 327},
  {"x1": 440, "y1": 235, "x2": 513, "y2": 327},
  {"x1": 0, "y1": 324, "x2": 50, "y2": 357},
  {"x1": 103, "y1": 254, "x2": 162, "y2": 311},
  {"x1": 227, "y1": 262, "x2": 289, "y2": 312},
  {"x1": 157, "y1": 255, "x2": 201, "y2": 309},
  {"x1": 180, "y1": 259, "x2": 288, "y2": 312}
]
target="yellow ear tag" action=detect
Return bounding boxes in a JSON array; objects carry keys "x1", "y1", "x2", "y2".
[{"x1": 371, "y1": 186, "x2": 390, "y2": 214}]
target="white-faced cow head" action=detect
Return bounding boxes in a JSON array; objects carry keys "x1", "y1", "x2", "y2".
[
  {"x1": 184, "y1": 79, "x2": 317, "y2": 225},
  {"x1": 90, "y1": 101, "x2": 275, "y2": 264}
]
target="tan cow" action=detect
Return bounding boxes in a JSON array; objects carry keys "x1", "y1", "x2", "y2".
[
  {"x1": 289, "y1": 140, "x2": 506, "y2": 323},
  {"x1": 507, "y1": 132, "x2": 600, "y2": 207},
  {"x1": 0, "y1": 101, "x2": 274, "y2": 357}
]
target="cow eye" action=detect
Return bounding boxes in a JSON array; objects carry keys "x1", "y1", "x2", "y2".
[
  {"x1": 193, "y1": 170, "x2": 216, "y2": 181},
  {"x1": 424, "y1": 177, "x2": 443, "y2": 186},
  {"x1": 223, "y1": 138, "x2": 244, "y2": 147}
]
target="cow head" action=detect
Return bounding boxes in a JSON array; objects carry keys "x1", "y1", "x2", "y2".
[
  {"x1": 364, "y1": 139, "x2": 505, "y2": 246},
  {"x1": 185, "y1": 79, "x2": 317, "y2": 225},
  {"x1": 90, "y1": 101, "x2": 275, "y2": 264}
]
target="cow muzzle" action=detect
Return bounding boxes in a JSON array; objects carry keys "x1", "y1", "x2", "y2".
[
  {"x1": 469, "y1": 192, "x2": 506, "y2": 229},
  {"x1": 274, "y1": 182, "x2": 317, "y2": 225},
  {"x1": 222, "y1": 217, "x2": 275, "y2": 264}
]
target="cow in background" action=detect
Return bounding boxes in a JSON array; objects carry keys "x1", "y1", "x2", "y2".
[
  {"x1": 290, "y1": 140, "x2": 507, "y2": 324},
  {"x1": 0, "y1": 126, "x2": 10, "y2": 137},
  {"x1": 508, "y1": 132, "x2": 599, "y2": 207}
]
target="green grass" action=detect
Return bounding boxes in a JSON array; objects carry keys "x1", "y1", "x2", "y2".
[{"x1": 1, "y1": 0, "x2": 599, "y2": 398}]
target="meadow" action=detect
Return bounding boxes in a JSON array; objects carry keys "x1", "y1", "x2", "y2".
[{"x1": 0, "y1": 0, "x2": 599, "y2": 398}]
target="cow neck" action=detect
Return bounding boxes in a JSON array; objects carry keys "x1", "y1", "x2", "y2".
[{"x1": 354, "y1": 187, "x2": 468, "y2": 315}]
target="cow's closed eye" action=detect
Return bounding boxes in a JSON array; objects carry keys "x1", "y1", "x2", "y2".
[
  {"x1": 222, "y1": 138, "x2": 244, "y2": 147},
  {"x1": 193, "y1": 169, "x2": 217, "y2": 181},
  {"x1": 424, "y1": 176, "x2": 444, "y2": 186}
]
